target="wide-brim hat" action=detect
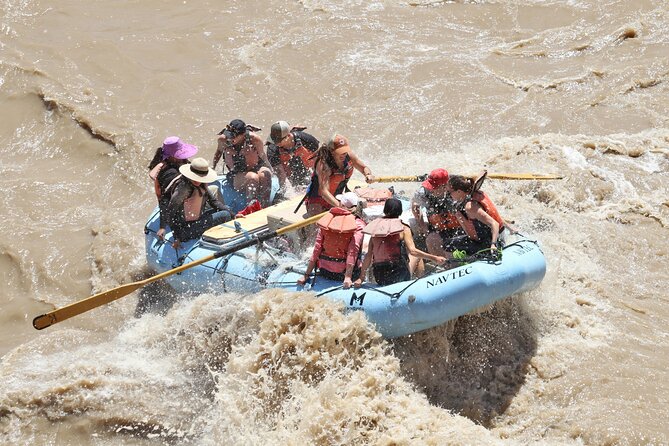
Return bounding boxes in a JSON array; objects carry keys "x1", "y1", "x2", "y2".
[
  {"x1": 422, "y1": 168, "x2": 449, "y2": 191},
  {"x1": 179, "y1": 157, "x2": 218, "y2": 183},
  {"x1": 162, "y1": 136, "x2": 198, "y2": 160}
]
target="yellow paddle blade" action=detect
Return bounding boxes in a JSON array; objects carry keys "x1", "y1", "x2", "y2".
[
  {"x1": 33, "y1": 281, "x2": 146, "y2": 330},
  {"x1": 482, "y1": 173, "x2": 564, "y2": 180},
  {"x1": 32, "y1": 211, "x2": 328, "y2": 330}
]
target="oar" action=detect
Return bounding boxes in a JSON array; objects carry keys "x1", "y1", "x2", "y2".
[
  {"x1": 372, "y1": 173, "x2": 563, "y2": 182},
  {"x1": 32, "y1": 212, "x2": 327, "y2": 330}
]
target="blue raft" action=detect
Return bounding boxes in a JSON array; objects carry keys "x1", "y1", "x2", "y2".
[
  {"x1": 267, "y1": 238, "x2": 545, "y2": 338},
  {"x1": 144, "y1": 178, "x2": 546, "y2": 338}
]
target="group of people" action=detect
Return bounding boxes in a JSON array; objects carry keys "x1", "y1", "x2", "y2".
[{"x1": 148, "y1": 119, "x2": 514, "y2": 289}]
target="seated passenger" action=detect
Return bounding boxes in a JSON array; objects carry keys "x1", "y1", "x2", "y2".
[
  {"x1": 297, "y1": 192, "x2": 366, "y2": 289},
  {"x1": 166, "y1": 158, "x2": 234, "y2": 248},
  {"x1": 410, "y1": 168, "x2": 463, "y2": 265},
  {"x1": 304, "y1": 134, "x2": 375, "y2": 216},
  {"x1": 147, "y1": 136, "x2": 198, "y2": 240},
  {"x1": 212, "y1": 119, "x2": 273, "y2": 207},
  {"x1": 446, "y1": 174, "x2": 516, "y2": 257},
  {"x1": 355, "y1": 198, "x2": 446, "y2": 287},
  {"x1": 266, "y1": 121, "x2": 319, "y2": 193}
]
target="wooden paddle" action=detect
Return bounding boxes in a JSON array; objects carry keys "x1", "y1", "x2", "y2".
[
  {"x1": 33, "y1": 211, "x2": 326, "y2": 330},
  {"x1": 372, "y1": 173, "x2": 563, "y2": 182}
]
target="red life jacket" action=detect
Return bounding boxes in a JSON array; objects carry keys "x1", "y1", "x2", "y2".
[
  {"x1": 317, "y1": 207, "x2": 358, "y2": 263},
  {"x1": 363, "y1": 217, "x2": 406, "y2": 263},
  {"x1": 459, "y1": 191, "x2": 505, "y2": 240}
]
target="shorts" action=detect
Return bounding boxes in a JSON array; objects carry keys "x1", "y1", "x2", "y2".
[
  {"x1": 319, "y1": 266, "x2": 361, "y2": 282},
  {"x1": 372, "y1": 260, "x2": 411, "y2": 286}
]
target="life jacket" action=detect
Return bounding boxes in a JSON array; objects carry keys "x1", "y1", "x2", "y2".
[
  {"x1": 151, "y1": 162, "x2": 182, "y2": 201},
  {"x1": 150, "y1": 162, "x2": 164, "y2": 199},
  {"x1": 182, "y1": 184, "x2": 207, "y2": 222},
  {"x1": 354, "y1": 187, "x2": 393, "y2": 207},
  {"x1": 459, "y1": 190, "x2": 505, "y2": 240},
  {"x1": 224, "y1": 130, "x2": 264, "y2": 174},
  {"x1": 307, "y1": 145, "x2": 354, "y2": 201},
  {"x1": 425, "y1": 189, "x2": 460, "y2": 231},
  {"x1": 317, "y1": 207, "x2": 358, "y2": 263},
  {"x1": 363, "y1": 217, "x2": 406, "y2": 263},
  {"x1": 278, "y1": 132, "x2": 316, "y2": 180}
]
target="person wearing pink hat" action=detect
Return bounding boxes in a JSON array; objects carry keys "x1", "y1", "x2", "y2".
[
  {"x1": 410, "y1": 168, "x2": 464, "y2": 268},
  {"x1": 147, "y1": 136, "x2": 199, "y2": 240}
]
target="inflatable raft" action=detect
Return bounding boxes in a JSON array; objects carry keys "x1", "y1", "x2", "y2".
[{"x1": 144, "y1": 178, "x2": 546, "y2": 338}]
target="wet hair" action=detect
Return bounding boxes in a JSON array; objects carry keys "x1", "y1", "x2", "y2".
[
  {"x1": 448, "y1": 175, "x2": 475, "y2": 193},
  {"x1": 148, "y1": 146, "x2": 163, "y2": 170},
  {"x1": 312, "y1": 142, "x2": 338, "y2": 170},
  {"x1": 383, "y1": 197, "x2": 403, "y2": 218}
]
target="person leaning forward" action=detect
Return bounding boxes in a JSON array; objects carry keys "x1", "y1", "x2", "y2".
[
  {"x1": 166, "y1": 158, "x2": 234, "y2": 248},
  {"x1": 212, "y1": 119, "x2": 273, "y2": 207},
  {"x1": 304, "y1": 134, "x2": 374, "y2": 216},
  {"x1": 297, "y1": 192, "x2": 366, "y2": 289},
  {"x1": 444, "y1": 174, "x2": 517, "y2": 259},
  {"x1": 410, "y1": 168, "x2": 464, "y2": 255},
  {"x1": 266, "y1": 120, "x2": 319, "y2": 193}
]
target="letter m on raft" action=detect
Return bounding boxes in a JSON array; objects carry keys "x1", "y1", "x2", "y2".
[{"x1": 350, "y1": 292, "x2": 366, "y2": 306}]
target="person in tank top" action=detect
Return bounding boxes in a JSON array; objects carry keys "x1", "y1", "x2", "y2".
[{"x1": 212, "y1": 119, "x2": 273, "y2": 207}]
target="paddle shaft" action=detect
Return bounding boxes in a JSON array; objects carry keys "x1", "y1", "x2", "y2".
[
  {"x1": 32, "y1": 211, "x2": 326, "y2": 330},
  {"x1": 373, "y1": 173, "x2": 563, "y2": 182}
]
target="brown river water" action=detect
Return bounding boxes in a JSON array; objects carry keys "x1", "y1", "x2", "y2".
[{"x1": 1, "y1": 0, "x2": 668, "y2": 444}]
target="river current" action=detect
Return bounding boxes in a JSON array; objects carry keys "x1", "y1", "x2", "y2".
[{"x1": 1, "y1": 1, "x2": 668, "y2": 444}]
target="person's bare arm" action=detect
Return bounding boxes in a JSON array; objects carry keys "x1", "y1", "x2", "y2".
[
  {"x1": 467, "y1": 203, "x2": 500, "y2": 249},
  {"x1": 212, "y1": 135, "x2": 228, "y2": 170},
  {"x1": 251, "y1": 134, "x2": 273, "y2": 173},
  {"x1": 347, "y1": 151, "x2": 374, "y2": 183},
  {"x1": 354, "y1": 238, "x2": 375, "y2": 288},
  {"x1": 403, "y1": 227, "x2": 445, "y2": 264}
]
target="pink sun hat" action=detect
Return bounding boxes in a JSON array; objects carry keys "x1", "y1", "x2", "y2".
[{"x1": 161, "y1": 136, "x2": 198, "y2": 160}]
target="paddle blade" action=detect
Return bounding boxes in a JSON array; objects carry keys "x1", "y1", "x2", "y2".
[
  {"x1": 32, "y1": 281, "x2": 145, "y2": 330},
  {"x1": 484, "y1": 173, "x2": 564, "y2": 180}
]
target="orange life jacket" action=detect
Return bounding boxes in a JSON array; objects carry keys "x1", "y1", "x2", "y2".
[
  {"x1": 427, "y1": 212, "x2": 461, "y2": 231},
  {"x1": 278, "y1": 136, "x2": 316, "y2": 179},
  {"x1": 424, "y1": 189, "x2": 460, "y2": 231},
  {"x1": 327, "y1": 144, "x2": 354, "y2": 196},
  {"x1": 150, "y1": 162, "x2": 164, "y2": 199},
  {"x1": 459, "y1": 191, "x2": 505, "y2": 240},
  {"x1": 363, "y1": 218, "x2": 406, "y2": 263},
  {"x1": 317, "y1": 207, "x2": 358, "y2": 263}
]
